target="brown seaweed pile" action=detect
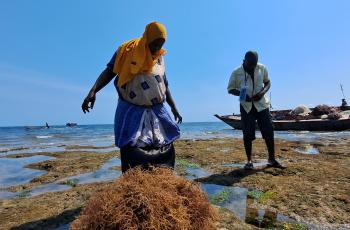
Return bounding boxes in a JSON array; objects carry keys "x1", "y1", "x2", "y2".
[
  {"x1": 71, "y1": 167, "x2": 217, "y2": 230},
  {"x1": 272, "y1": 110, "x2": 318, "y2": 120},
  {"x1": 312, "y1": 104, "x2": 342, "y2": 120},
  {"x1": 272, "y1": 104, "x2": 342, "y2": 120},
  {"x1": 312, "y1": 104, "x2": 339, "y2": 116}
]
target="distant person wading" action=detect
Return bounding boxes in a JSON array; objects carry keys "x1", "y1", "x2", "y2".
[
  {"x1": 82, "y1": 22, "x2": 182, "y2": 173},
  {"x1": 227, "y1": 51, "x2": 285, "y2": 170}
]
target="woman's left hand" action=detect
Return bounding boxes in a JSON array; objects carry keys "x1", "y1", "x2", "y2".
[{"x1": 171, "y1": 108, "x2": 182, "y2": 124}]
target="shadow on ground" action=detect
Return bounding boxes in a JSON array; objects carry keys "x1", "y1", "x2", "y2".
[
  {"x1": 10, "y1": 208, "x2": 81, "y2": 230},
  {"x1": 195, "y1": 167, "x2": 279, "y2": 185}
]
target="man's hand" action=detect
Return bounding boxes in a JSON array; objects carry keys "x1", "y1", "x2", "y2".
[
  {"x1": 171, "y1": 108, "x2": 183, "y2": 124},
  {"x1": 228, "y1": 89, "x2": 240, "y2": 96},
  {"x1": 245, "y1": 95, "x2": 252, "y2": 102},
  {"x1": 82, "y1": 91, "x2": 96, "y2": 113},
  {"x1": 252, "y1": 81, "x2": 270, "y2": 101},
  {"x1": 252, "y1": 91, "x2": 264, "y2": 101}
]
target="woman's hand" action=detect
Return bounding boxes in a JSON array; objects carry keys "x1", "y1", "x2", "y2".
[
  {"x1": 82, "y1": 91, "x2": 96, "y2": 113},
  {"x1": 171, "y1": 108, "x2": 182, "y2": 124},
  {"x1": 81, "y1": 68, "x2": 116, "y2": 114}
]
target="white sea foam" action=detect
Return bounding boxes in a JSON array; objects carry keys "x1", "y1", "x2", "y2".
[{"x1": 36, "y1": 135, "x2": 52, "y2": 139}]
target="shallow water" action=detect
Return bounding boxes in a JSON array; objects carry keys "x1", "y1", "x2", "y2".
[
  {"x1": 0, "y1": 183, "x2": 73, "y2": 199},
  {"x1": 202, "y1": 183, "x2": 248, "y2": 221},
  {"x1": 203, "y1": 183, "x2": 309, "y2": 229},
  {"x1": 52, "y1": 223, "x2": 70, "y2": 230},
  {"x1": 295, "y1": 144, "x2": 320, "y2": 154},
  {"x1": 66, "y1": 169, "x2": 121, "y2": 186},
  {"x1": 64, "y1": 146, "x2": 117, "y2": 153},
  {"x1": 32, "y1": 157, "x2": 122, "y2": 194},
  {"x1": 275, "y1": 130, "x2": 350, "y2": 142},
  {"x1": 0, "y1": 191, "x2": 17, "y2": 199},
  {"x1": 0, "y1": 155, "x2": 55, "y2": 189},
  {"x1": 182, "y1": 164, "x2": 306, "y2": 228},
  {"x1": 62, "y1": 157, "x2": 121, "y2": 185},
  {"x1": 183, "y1": 162, "x2": 308, "y2": 228},
  {"x1": 0, "y1": 145, "x2": 117, "y2": 157},
  {"x1": 185, "y1": 167, "x2": 212, "y2": 180},
  {"x1": 0, "y1": 157, "x2": 122, "y2": 199},
  {"x1": 222, "y1": 160, "x2": 268, "y2": 168},
  {"x1": 29, "y1": 183, "x2": 72, "y2": 197},
  {"x1": 0, "y1": 146, "x2": 66, "y2": 156}
]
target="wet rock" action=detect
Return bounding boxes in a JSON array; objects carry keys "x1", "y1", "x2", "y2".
[{"x1": 40, "y1": 163, "x2": 53, "y2": 170}]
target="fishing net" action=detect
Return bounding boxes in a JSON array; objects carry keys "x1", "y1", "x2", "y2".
[
  {"x1": 71, "y1": 167, "x2": 217, "y2": 230},
  {"x1": 290, "y1": 105, "x2": 311, "y2": 116}
]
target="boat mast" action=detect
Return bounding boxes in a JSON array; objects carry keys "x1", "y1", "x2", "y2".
[
  {"x1": 340, "y1": 84, "x2": 346, "y2": 99},
  {"x1": 340, "y1": 84, "x2": 348, "y2": 108}
]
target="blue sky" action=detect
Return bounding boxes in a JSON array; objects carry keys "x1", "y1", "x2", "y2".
[{"x1": 1, "y1": 0, "x2": 349, "y2": 126}]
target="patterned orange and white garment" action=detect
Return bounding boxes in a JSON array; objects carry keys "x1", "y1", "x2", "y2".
[{"x1": 117, "y1": 56, "x2": 167, "y2": 106}]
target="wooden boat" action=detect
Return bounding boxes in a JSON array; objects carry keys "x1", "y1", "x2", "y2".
[
  {"x1": 66, "y1": 123, "x2": 78, "y2": 127},
  {"x1": 215, "y1": 108, "x2": 350, "y2": 131}
]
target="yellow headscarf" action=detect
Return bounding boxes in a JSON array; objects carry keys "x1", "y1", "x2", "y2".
[{"x1": 113, "y1": 22, "x2": 167, "y2": 87}]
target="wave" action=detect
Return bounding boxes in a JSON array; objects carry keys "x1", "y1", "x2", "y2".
[{"x1": 35, "y1": 135, "x2": 53, "y2": 139}]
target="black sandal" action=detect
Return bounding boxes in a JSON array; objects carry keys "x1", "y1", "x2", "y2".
[
  {"x1": 244, "y1": 162, "x2": 254, "y2": 170},
  {"x1": 267, "y1": 160, "x2": 286, "y2": 169}
]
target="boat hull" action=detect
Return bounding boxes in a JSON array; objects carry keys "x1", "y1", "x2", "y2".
[{"x1": 214, "y1": 114, "x2": 350, "y2": 131}]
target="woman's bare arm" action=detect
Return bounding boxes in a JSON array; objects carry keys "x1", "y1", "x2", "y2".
[
  {"x1": 82, "y1": 68, "x2": 116, "y2": 113},
  {"x1": 165, "y1": 87, "x2": 182, "y2": 124}
]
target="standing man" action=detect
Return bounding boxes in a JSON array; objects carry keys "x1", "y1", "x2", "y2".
[{"x1": 227, "y1": 51, "x2": 285, "y2": 170}]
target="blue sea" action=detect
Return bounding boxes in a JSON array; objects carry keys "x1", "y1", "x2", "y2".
[{"x1": 1, "y1": 122, "x2": 350, "y2": 156}]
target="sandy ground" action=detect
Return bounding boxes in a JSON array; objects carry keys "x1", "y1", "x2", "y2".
[{"x1": 0, "y1": 138, "x2": 349, "y2": 229}]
